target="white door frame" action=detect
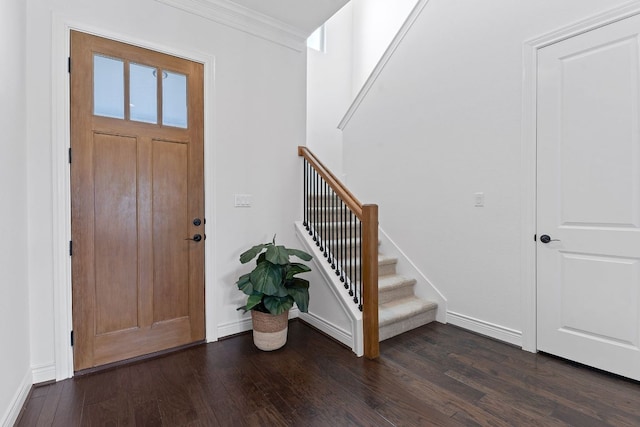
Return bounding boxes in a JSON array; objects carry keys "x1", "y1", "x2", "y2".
[
  {"x1": 51, "y1": 15, "x2": 218, "y2": 380},
  {"x1": 520, "y1": 1, "x2": 640, "y2": 353}
]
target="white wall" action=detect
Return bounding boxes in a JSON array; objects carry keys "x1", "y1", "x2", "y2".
[
  {"x1": 306, "y1": 3, "x2": 353, "y2": 177},
  {"x1": 26, "y1": 0, "x2": 306, "y2": 380},
  {"x1": 351, "y1": 0, "x2": 419, "y2": 95},
  {"x1": 307, "y1": 0, "x2": 419, "y2": 177},
  {"x1": 342, "y1": 0, "x2": 630, "y2": 342},
  {"x1": 0, "y1": 0, "x2": 32, "y2": 424}
]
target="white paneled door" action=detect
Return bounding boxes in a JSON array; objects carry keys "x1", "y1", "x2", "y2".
[{"x1": 537, "y1": 14, "x2": 640, "y2": 381}]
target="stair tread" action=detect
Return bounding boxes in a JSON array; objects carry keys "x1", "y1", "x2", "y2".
[
  {"x1": 378, "y1": 254, "x2": 397, "y2": 265},
  {"x1": 379, "y1": 297, "x2": 437, "y2": 327},
  {"x1": 333, "y1": 254, "x2": 396, "y2": 268},
  {"x1": 378, "y1": 275, "x2": 416, "y2": 292},
  {"x1": 315, "y1": 253, "x2": 397, "y2": 284},
  {"x1": 323, "y1": 237, "x2": 381, "y2": 246}
]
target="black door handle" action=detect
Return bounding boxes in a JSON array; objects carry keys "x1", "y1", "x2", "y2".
[
  {"x1": 185, "y1": 234, "x2": 202, "y2": 242},
  {"x1": 540, "y1": 234, "x2": 560, "y2": 244}
]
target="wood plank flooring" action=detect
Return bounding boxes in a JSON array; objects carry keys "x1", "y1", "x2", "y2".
[{"x1": 16, "y1": 320, "x2": 640, "y2": 426}]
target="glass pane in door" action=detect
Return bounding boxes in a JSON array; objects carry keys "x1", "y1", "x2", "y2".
[
  {"x1": 162, "y1": 71, "x2": 188, "y2": 128},
  {"x1": 94, "y1": 55, "x2": 124, "y2": 119},
  {"x1": 130, "y1": 63, "x2": 158, "y2": 124}
]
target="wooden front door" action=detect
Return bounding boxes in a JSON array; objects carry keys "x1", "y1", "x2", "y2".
[
  {"x1": 536, "y1": 15, "x2": 640, "y2": 380},
  {"x1": 70, "y1": 31, "x2": 205, "y2": 371}
]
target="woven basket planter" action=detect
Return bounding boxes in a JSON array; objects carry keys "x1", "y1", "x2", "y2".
[{"x1": 251, "y1": 309, "x2": 289, "y2": 351}]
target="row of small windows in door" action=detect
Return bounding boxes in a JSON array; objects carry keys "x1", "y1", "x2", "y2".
[{"x1": 94, "y1": 54, "x2": 188, "y2": 128}]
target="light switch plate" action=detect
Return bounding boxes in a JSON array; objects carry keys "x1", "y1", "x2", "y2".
[
  {"x1": 474, "y1": 192, "x2": 484, "y2": 207},
  {"x1": 234, "y1": 194, "x2": 252, "y2": 207}
]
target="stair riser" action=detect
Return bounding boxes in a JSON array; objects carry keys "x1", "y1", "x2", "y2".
[
  {"x1": 379, "y1": 286, "x2": 415, "y2": 305},
  {"x1": 379, "y1": 308, "x2": 437, "y2": 341},
  {"x1": 379, "y1": 261, "x2": 396, "y2": 277}
]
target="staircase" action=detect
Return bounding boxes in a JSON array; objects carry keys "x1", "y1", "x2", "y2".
[
  {"x1": 299, "y1": 146, "x2": 439, "y2": 356},
  {"x1": 305, "y1": 215, "x2": 438, "y2": 341},
  {"x1": 376, "y1": 249, "x2": 437, "y2": 341}
]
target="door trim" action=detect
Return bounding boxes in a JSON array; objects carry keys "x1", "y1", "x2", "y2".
[
  {"x1": 521, "y1": 0, "x2": 640, "y2": 353},
  {"x1": 51, "y1": 15, "x2": 217, "y2": 380}
]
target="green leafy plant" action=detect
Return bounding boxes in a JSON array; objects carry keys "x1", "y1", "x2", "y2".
[{"x1": 236, "y1": 236, "x2": 313, "y2": 315}]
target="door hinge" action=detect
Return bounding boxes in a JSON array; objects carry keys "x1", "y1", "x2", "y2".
[
  {"x1": 68, "y1": 147, "x2": 72, "y2": 164},
  {"x1": 68, "y1": 57, "x2": 71, "y2": 74},
  {"x1": 70, "y1": 330, "x2": 74, "y2": 346},
  {"x1": 69, "y1": 240, "x2": 73, "y2": 256}
]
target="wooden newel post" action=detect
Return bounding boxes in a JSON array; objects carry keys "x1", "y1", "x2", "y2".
[{"x1": 362, "y1": 204, "x2": 379, "y2": 359}]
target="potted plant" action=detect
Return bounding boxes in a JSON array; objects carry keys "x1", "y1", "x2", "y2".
[{"x1": 236, "y1": 236, "x2": 313, "y2": 351}]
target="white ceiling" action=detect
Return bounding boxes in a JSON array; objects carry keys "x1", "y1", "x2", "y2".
[{"x1": 229, "y1": 0, "x2": 349, "y2": 34}]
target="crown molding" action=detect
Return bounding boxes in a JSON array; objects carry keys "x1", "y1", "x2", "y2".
[{"x1": 156, "y1": 0, "x2": 308, "y2": 52}]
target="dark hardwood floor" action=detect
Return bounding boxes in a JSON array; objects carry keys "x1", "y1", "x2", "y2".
[{"x1": 16, "y1": 320, "x2": 640, "y2": 426}]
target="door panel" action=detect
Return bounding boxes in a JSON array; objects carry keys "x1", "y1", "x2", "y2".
[
  {"x1": 559, "y1": 36, "x2": 640, "y2": 228},
  {"x1": 560, "y1": 253, "x2": 639, "y2": 346},
  {"x1": 71, "y1": 31, "x2": 205, "y2": 371},
  {"x1": 94, "y1": 134, "x2": 139, "y2": 335},
  {"x1": 537, "y1": 15, "x2": 640, "y2": 380},
  {"x1": 152, "y1": 140, "x2": 189, "y2": 321}
]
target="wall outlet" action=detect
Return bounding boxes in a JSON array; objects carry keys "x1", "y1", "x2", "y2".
[
  {"x1": 234, "y1": 194, "x2": 252, "y2": 207},
  {"x1": 474, "y1": 192, "x2": 484, "y2": 207}
]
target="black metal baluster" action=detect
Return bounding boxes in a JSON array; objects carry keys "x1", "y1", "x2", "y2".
[
  {"x1": 309, "y1": 162, "x2": 312, "y2": 231},
  {"x1": 309, "y1": 161, "x2": 312, "y2": 229},
  {"x1": 313, "y1": 170, "x2": 318, "y2": 244},
  {"x1": 336, "y1": 193, "x2": 340, "y2": 269},
  {"x1": 335, "y1": 199, "x2": 344, "y2": 277},
  {"x1": 303, "y1": 160, "x2": 308, "y2": 229},
  {"x1": 331, "y1": 192, "x2": 340, "y2": 270},
  {"x1": 339, "y1": 200, "x2": 345, "y2": 281},
  {"x1": 327, "y1": 190, "x2": 333, "y2": 266},
  {"x1": 326, "y1": 188, "x2": 336, "y2": 269},
  {"x1": 349, "y1": 210, "x2": 354, "y2": 298},
  {"x1": 323, "y1": 182, "x2": 328, "y2": 258},
  {"x1": 327, "y1": 190, "x2": 332, "y2": 263},
  {"x1": 318, "y1": 171, "x2": 322, "y2": 240},
  {"x1": 345, "y1": 206, "x2": 350, "y2": 288},
  {"x1": 358, "y1": 220, "x2": 362, "y2": 310},
  {"x1": 321, "y1": 179, "x2": 326, "y2": 251},
  {"x1": 319, "y1": 181, "x2": 322, "y2": 251}
]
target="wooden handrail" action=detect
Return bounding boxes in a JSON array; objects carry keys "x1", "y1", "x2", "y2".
[
  {"x1": 299, "y1": 146, "x2": 379, "y2": 359},
  {"x1": 298, "y1": 146, "x2": 363, "y2": 218}
]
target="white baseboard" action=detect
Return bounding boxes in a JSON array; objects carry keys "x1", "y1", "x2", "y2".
[
  {"x1": 32, "y1": 363, "x2": 56, "y2": 384},
  {"x1": 447, "y1": 311, "x2": 522, "y2": 347},
  {"x1": 298, "y1": 311, "x2": 353, "y2": 349},
  {"x1": 216, "y1": 308, "x2": 300, "y2": 339},
  {"x1": 1, "y1": 369, "x2": 32, "y2": 427}
]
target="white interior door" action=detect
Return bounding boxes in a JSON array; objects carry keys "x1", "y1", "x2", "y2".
[{"x1": 537, "y1": 14, "x2": 640, "y2": 381}]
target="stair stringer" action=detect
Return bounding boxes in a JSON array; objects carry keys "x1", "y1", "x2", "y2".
[
  {"x1": 378, "y1": 227, "x2": 447, "y2": 323},
  {"x1": 294, "y1": 221, "x2": 364, "y2": 356}
]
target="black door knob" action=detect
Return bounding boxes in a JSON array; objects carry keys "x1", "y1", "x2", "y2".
[
  {"x1": 193, "y1": 218, "x2": 202, "y2": 226},
  {"x1": 185, "y1": 234, "x2": 202, "y2": 242},
  {"x1": 539, "y1": 234, "x2": 560, "y2": 244}
]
